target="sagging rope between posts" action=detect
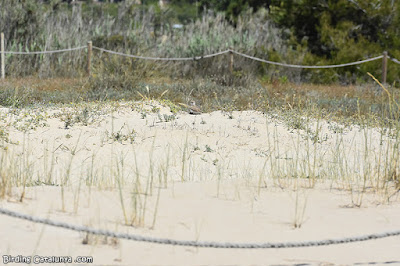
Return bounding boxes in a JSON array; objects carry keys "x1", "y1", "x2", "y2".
[
  {"x1": 1, "y1": 37, "x2": 399, "y2": 81},
  {"x1": 3, "y1": 46, "x2": 87, "y2": 55},
  {"x1": 0, "y1": 207, "x2": 399, "y2": 249},
  {"x1": 230, "y1": 50, "x2": 384, "y2": 69},
  {"x1": 1, "y1": 43, "x2": 393, "y2": 68},
  {"x1": 92, "y1": 46, "x2": 231, "y2": 61}
]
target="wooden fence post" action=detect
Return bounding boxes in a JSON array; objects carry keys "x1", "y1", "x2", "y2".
[
  {"x1": 87, "y1": 41, "x2": 92, "y2": 76},
  {"x1": 382, "y1": 51, "x2": 388, "y2": 84},
  {"x1": 229, "y1": 47, "x2": 233, "y2": 73},
  {"x1": 1, "y1": 33, "x2": 5, "y2": 80}
]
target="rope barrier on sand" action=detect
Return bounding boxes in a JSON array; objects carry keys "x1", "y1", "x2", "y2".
[{"x1": 1, "y1": 207, "x2": 399, "y2": 249}]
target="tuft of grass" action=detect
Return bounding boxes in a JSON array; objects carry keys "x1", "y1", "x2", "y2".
[
  {"x1": 61, "y1": 132, "x2": 81, "y2": 212},
  {"x1": 205, "y1": 145, "x2": 213, "y2": 153}
]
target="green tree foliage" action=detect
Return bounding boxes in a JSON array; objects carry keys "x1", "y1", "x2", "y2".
[
  {"x1": 269, "y1": 0, "x2": 398, "y2": 56},
  {"x1": 198, "y1": 0, "x2": 271, "y2": 22},
  {"x1": 263, "y1": 0, "x2": 400, "y2": 83}
]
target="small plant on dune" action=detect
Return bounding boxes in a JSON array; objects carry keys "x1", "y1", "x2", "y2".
[
  {"x1": 163, "y1": 114, "x2": 176, "y2": 122},
  {"x1": 14, "y1": 111, "x2": 49, "y2": 132},
  {"x1": 283, "y1": 111, "x2": 307, "y2": 132},
  {"x1": 109, "y1": 130, "x2": 136, "y2": 144},
  {"x1": 160, "y1": 99, "x2": 181, "y2": 114},
  {"x1": 57, "y1": 104, "x2": 106, "y2": 130},
  {"x1": 303, "y1": 127, "x2": 328, "y2": 144},
  {"x1": 107, "y1": 124, "x2": 136, "y2": 144},
  {"x1": 73, "y1": 107, "x2": 90, "y2": 126},
  {"x1": 327, "y1": 121, "x2": 346, "y2": 134},
  {"x1": 205, "y1": 145, "x2": 213, "y2": 152},
  {"x1": 151, "y1": 106, "x2": 160, "y2": 113}
]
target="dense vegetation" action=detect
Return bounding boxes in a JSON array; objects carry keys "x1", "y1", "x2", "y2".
[
  {"x1": 0, "y1": 0, "x2": 400, "y2": 123},
  {"x1": 1, "y1": 0, "x2": 400, "y2": 84}
]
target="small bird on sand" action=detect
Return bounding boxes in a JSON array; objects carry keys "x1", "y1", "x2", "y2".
[
  {"x1": 188, "y1": 100, "x2": 202, "y2": 115},
  {"x1": 178, "y1": 101, "x2": 202, "y2": 115}
]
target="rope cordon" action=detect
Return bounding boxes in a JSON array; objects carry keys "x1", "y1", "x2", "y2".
[
  {"x1": 230, "y1": 50, "x2": 384, "y2": 69},
  {"x1": 4, "y1": 45, "x2": 400, "y2": 69},
  {"x1": 92, "y1": 47, "x2": 384, "y2": 68},
  {"x1": 92, "y1": 46, "x2": 230, "y2": 61},
  {"x1": 390, "y1": 57, "x2": 400, "y2": 65},
  {"x1": 4, "y1": 46, "x2": 87, "y2": 55},
  {"x1": 1, "y1": 207, "x2": 399, "y2": 249}
]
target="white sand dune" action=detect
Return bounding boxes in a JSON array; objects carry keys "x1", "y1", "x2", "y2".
[{"x1": 0, "y1": 100, "x2": 399, "y2": 265}]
